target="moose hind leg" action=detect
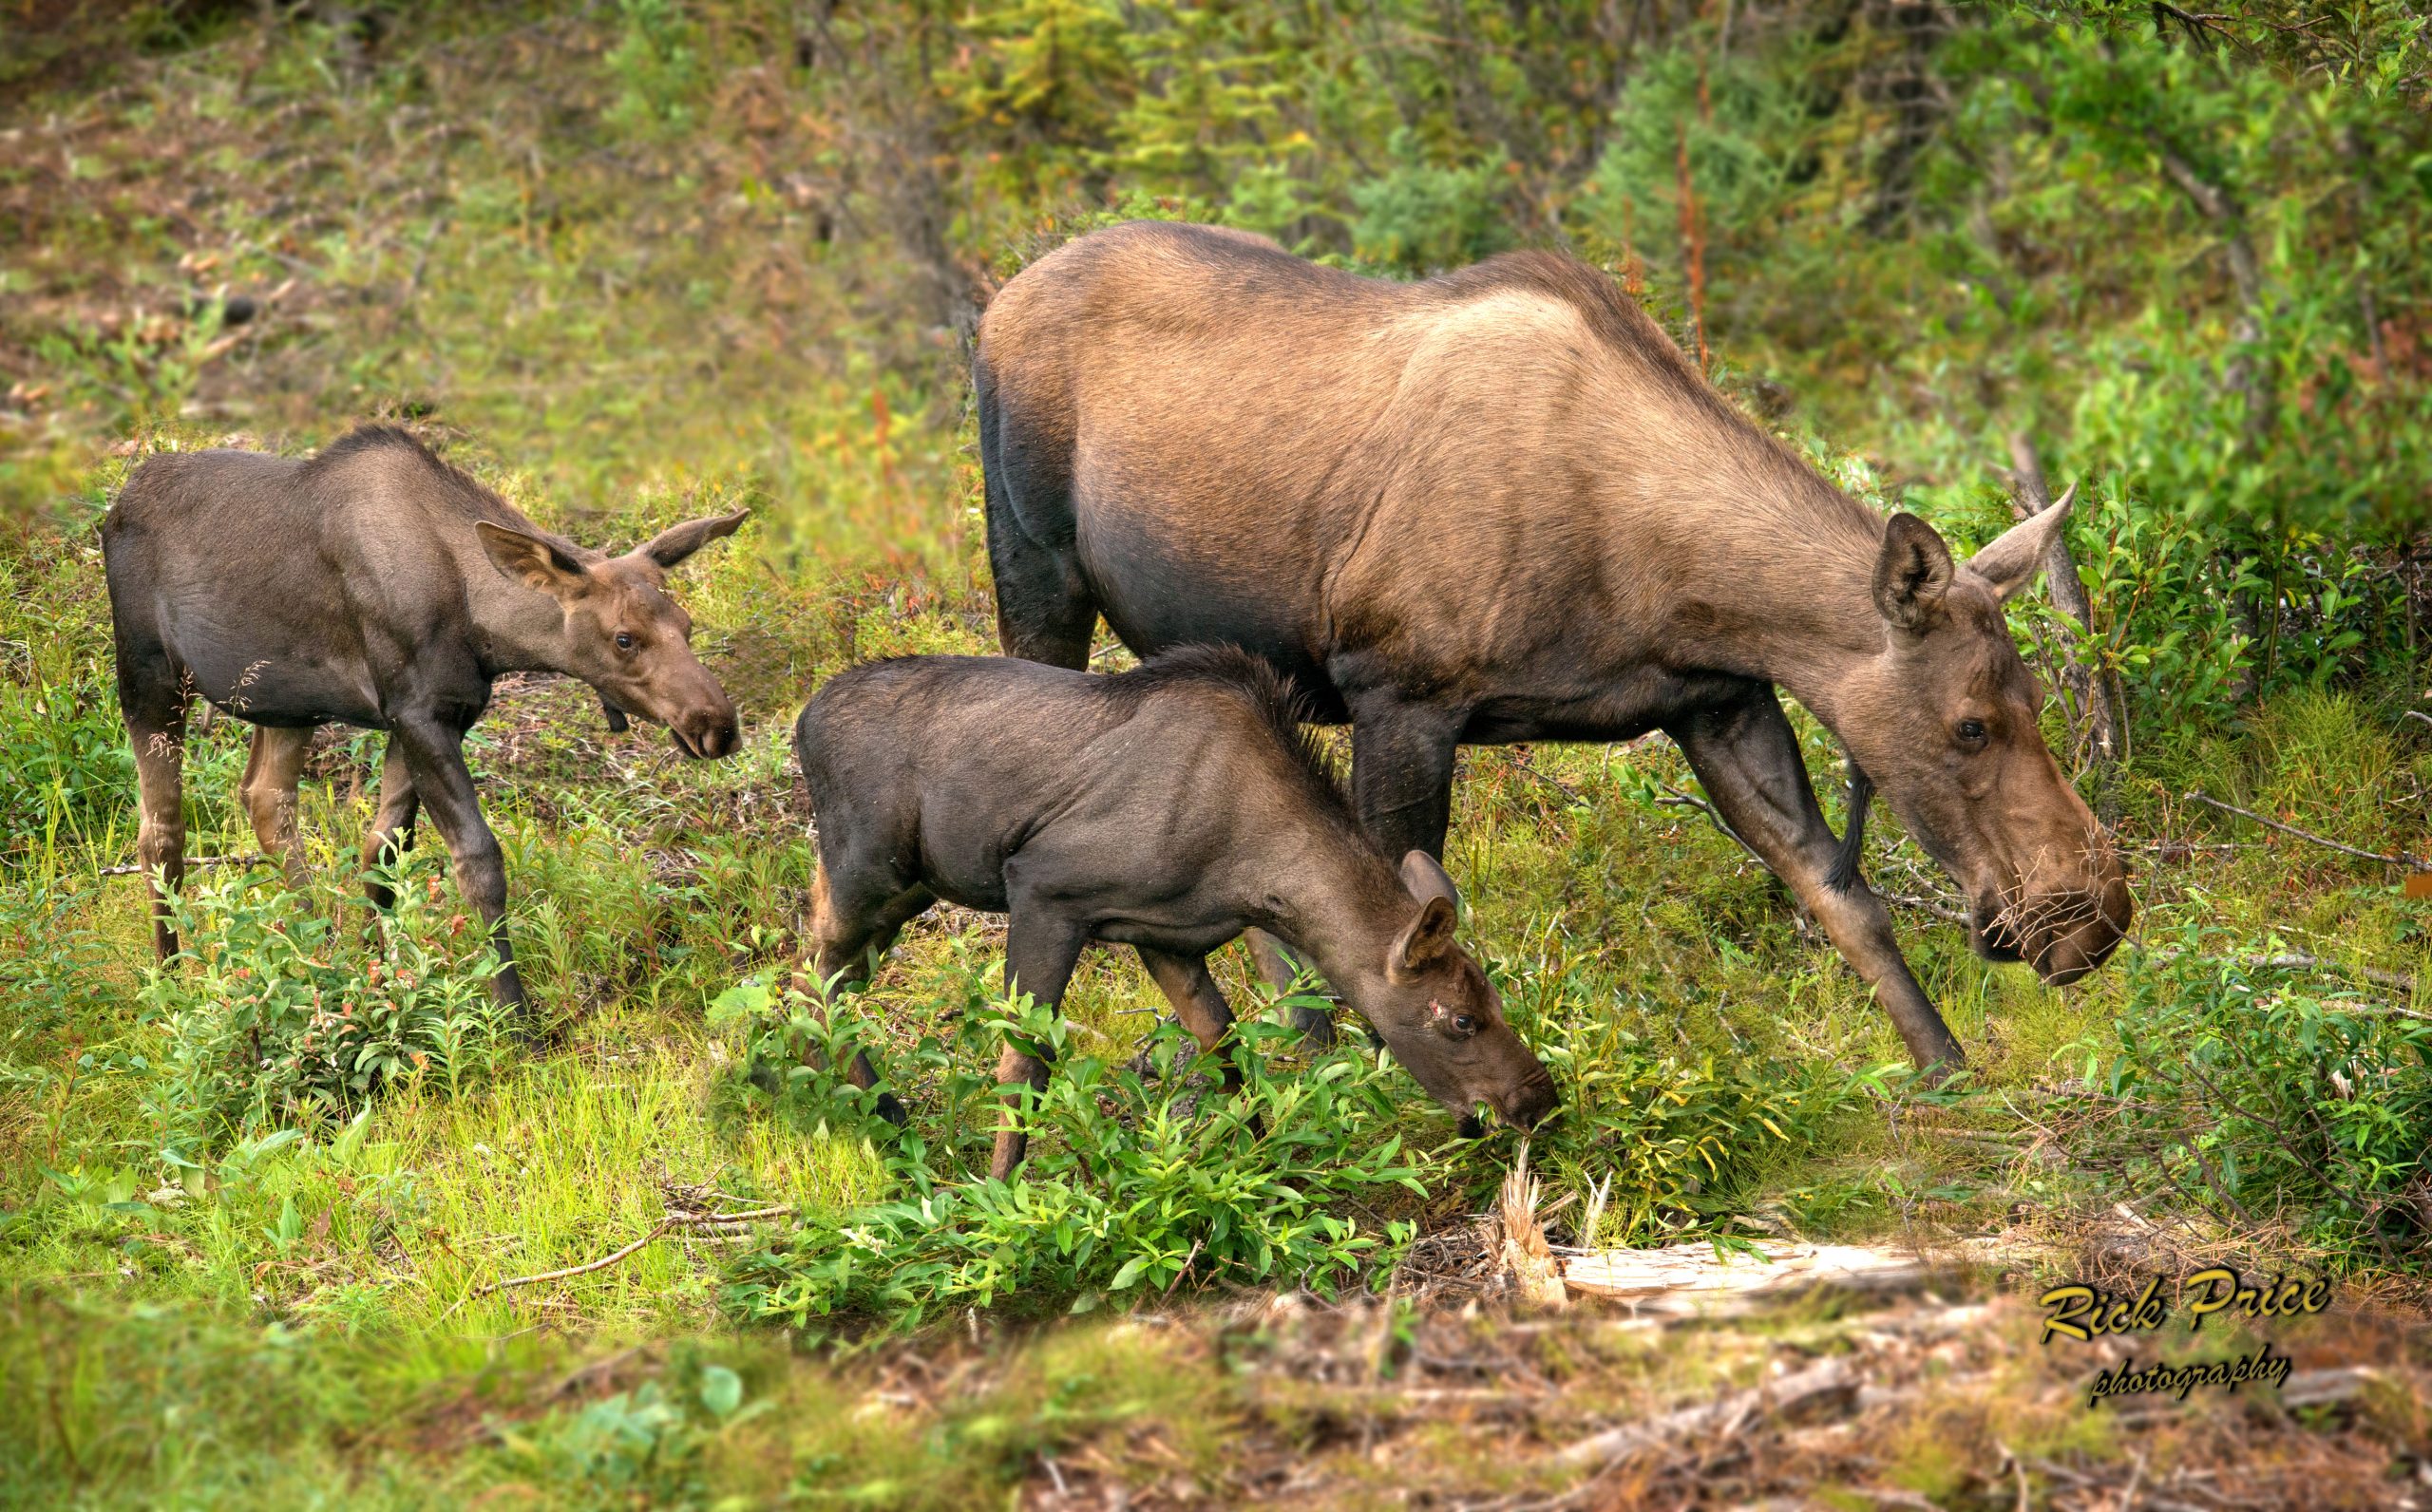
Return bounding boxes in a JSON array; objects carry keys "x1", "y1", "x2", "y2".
[
  {"x1": 240, "y1": 726, "x2": 315, "y2": 894},
  {"x1": 986, "y1": 526, "x2": 1096, "y2": 669},
  {"x1": 980, "y1": 395, "x2": 1095, "y2": 669},
  {"x1": 125, "y1": 697, "x2": 191, "y2": 961},
  {"x1": 776, "y1": 865, "x2": 929, "y2": 1125}
]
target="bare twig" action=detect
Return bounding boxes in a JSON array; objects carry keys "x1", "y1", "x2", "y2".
[
  {"x1": 2183, "y1": 789, "x2": 2428, "y2": 869},
  {"x1": 1548, "y1": 1356, "x2": 1856, "y2": 1469},
  {"x1": 99, "y1": 852, "x2": 266, "y2": 878},
  {"x1": 1655, "y1": 787, "x2": 1755, "y2": 858},
  {"x1": 2009, "y1": 436, "x2": 2122, "y2": 788},
  {"x1": 1877, "y1": 889, "x2": 1971, "y2": 925},
  {"x1": 446, "y1": 1201, "x2": 796, "y2": 1315},
  {"x1": 2132, "y1": 942, "x2": 2418, "y2": 998},
  {"x1": 455, "y1": 1219, "x2": 674, "y2": 1308}
]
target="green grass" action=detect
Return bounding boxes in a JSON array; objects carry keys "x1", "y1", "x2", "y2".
[{"x1": 1, "y1": 5, "x2": 2427, "y2": 1506}]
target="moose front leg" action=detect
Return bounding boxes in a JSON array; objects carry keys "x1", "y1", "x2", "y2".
[
  {"x1": 1669, "y1": 688, "x2": 1966, "y2": 1073},
  {"x1": 988, "y1": 904, "x2": 1088, "y2": 1181},
  {"x1": 361, "y1": 736, "x2": 420, "y2": 910},
  {"x1": 393, "y1": 718, "x2": 528, "y2": 1016},
  {"x1": 1257, "y1": 690, "x2": 1468, "y2": 1049},
  {"x1": 1140, "y1": 948, "x2": 1266, "y2": 1140}
]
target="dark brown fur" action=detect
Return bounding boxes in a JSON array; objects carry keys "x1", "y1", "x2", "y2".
[
  {"x1": 103, "y1": 425, "x2": 750, "y2": 1012},
  {"x1": 974, "y1": 221, "x2": 2132, "y2": 1070},
  {"x1": 792, "y1": 645, "x2": 1559, "y2": 1179}
]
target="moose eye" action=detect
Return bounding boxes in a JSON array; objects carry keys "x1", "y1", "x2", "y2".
[
  {"x1": 1451, "y1": 1013, "x2": 1477, "y2": 1036},
  {"x1": 1956, "y1": 718, "x2": 1987, "y2": 744},
  {"x1": 615, "y1": 632, "x2": 636, "y2": 652}
]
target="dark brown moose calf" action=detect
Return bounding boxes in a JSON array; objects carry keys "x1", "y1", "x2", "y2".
[
  {"x1": 103, "y1": 425, "x2": 748, "y2": 1013},
  {"x1": 792, "y1": 646, "x2": 1560, "y2": 1179}
]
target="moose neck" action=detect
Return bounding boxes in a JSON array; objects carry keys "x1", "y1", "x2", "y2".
[
  {"x1": 1713, "y1": 533, "x2": 1889, "y2": 733},
  {"x1": 463, "y1": 559, "x2": 582, "y2": 678},
  {"x1": 1614, "y1": 446, "x2": 1895, "y2": 740},
  {"x1": 1264, "y1": 833, "x2": 1411, "y2": 1005}
]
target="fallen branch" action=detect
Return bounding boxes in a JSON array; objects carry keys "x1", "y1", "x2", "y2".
[
  {"x1": 98, "y1": 852, "x2": 266, "y2": 878},
  {"x1": 2132, "y1": 942, "x2": 2418, "y2": 998},
  {"x1": 1876, "y1": 889, "x2": 1970, "y2": 925},
  {"x1": 2182, "y1": 789, "x2": 2428, "y2": 871},
  {"x1": 2278, "y1": 1365, "x2": 2384, "y2": 1409},
  {"x1": 1556, "y1": 1240, "x2": 1929, "y2": 1314},
  {"x1": 1654, "y1": 787, "x2": 1754, "y2": 857},
  {"x1": 456, "y1": 1219, "x2": 674, "y2": 1306},
  {"x1": 446, "y1": 1202, "x2": 795, "y2": 1315}
]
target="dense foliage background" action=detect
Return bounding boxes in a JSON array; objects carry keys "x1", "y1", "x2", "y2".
[{"x1": 1, "y1": 1, "x2": 2427, "y2": 1506}]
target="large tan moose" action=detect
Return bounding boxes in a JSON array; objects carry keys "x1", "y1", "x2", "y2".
[
  {"x1": 104, "y1": 425, "x2": 749, "y2": 1016},
  {"x1": 971, "y1": 221, "x2": 2131, "y2": 1072}
]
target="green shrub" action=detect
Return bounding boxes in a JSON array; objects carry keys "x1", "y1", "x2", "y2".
[
  {"x1": 1495, "y1": 962, "x2": 1887, "y2": 1245},
  {"x1": 1348, "y1": 128, "x2": 1514, "y2": 275},
  {"x1": 605, "y1": 0, "x2": 705, "y2": 136},
  {"x1": 2063, "y1": 938, "x2": 2432, "y2": 1266},
  {"x1": 0, "y1": 659, "x2": 133, "y2": 868},
  {"x1": 137, "y1": 859, "x2": 515, "y2": 1156},
  {"x1": 715, "y1": 973, "x2": 1433, "y2": 1337}
]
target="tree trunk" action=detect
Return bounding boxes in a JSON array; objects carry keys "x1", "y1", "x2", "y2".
[{"x1": 2008, "y1": 433, "x2": 2123, "y2": 821}]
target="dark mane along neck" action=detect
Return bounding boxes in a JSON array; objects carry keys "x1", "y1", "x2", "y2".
[
  {"x1": 309, "y1": 425, "x2": 567, "y2": 546},
  {"x1": 1112, "y1": 644, "x2": 1365, "y2": 834}
]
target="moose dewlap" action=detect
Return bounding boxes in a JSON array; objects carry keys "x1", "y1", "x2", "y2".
[{"x1": 791, "y1": 646, "x2": 1559, "y2": 1180}]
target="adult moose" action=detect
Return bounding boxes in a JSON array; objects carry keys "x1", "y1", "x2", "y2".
[
  {"x1": 972, "y1": 221, "x2": 2131, "y2": 1072},
  {"x1": 104, "y1": 425, "x2": 749, "y2": 1015}
]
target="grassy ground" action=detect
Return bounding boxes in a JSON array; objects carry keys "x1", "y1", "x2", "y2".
[{"x1": 3, "y1": 8, "x2": 2428, "y2": 1507}]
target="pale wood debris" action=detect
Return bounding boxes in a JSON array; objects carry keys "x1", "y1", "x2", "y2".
[{"x1": 1554, "y1": 1239, "x2": 1929, "y2": 1314}]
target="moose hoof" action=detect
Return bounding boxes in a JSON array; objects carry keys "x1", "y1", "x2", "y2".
[
  {"x1": 872, "y1": 1089, "x2": 910, "y2": 1127},
  {"x1": 1287, "y1": 1003, "x2": 1337, "y2": 1048}
]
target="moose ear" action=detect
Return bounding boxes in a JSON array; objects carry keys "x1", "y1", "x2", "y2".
[
  {"x1": 1967, "y1": 482, "x2": 2077, "y2": 605},
  {"x1": 1872, "y1": 513, "x2": 1955, "y2": 633},
  {"x1": 1391, "y1": 895, "x2": 1459, "y2": 976},
  {"x1": 1390, "y1": 851, "x2": 1461, "y2": 976},
  {"x1": 476, "y1": 522, "x2": 590, "y2": 603},
  {"x1": 636, "y1": 507, "x2": 750, "y2": 569},
  {"x1": 1399, "y1": 850, "x2": 1461, "y2": 913}
]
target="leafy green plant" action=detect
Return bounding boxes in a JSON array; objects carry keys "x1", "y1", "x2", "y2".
[
  {"x1": 137, "y1": 858, "x2": 514, "y2": 1156},
  {"x1": 0, "y1": 660, "x2": 135, "y2": 867},
  {"x1": 2062, "y1": 937, "x2": 2432, "y2": 1266},
  {"x1": 716, "y1": 972, "x2": 1434, "y2": 1337},
  {"x1": 1496, "y1": 967, "x2": 1886, "y2": 1246},
  {"x1": 1348, "y1": 127, "x2": 1514, "y2": 275},
  {"x1": 605, "y1": 0, "x2": 704, "y2": 136}
]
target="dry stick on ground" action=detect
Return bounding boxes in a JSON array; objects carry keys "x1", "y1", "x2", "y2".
[
  {"x1": 98, "y1": 852, "x2": 265, "y2": 877},
  {"x1": 2132, "y1": 943, "x2": 2419, "y2": 999},
  {"x1": 448, "y1": 1203, "x2": 794, "y2": 1314},
  {"x1": 1548, "y1": 1356, "x2": 1858, "y2": 1470},
  {"x1": 2182, "y1": 787, "x2": 2431, "y2": 870}
]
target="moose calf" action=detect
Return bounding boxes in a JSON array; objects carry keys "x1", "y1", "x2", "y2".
[
  {"x1": 104, "y1": 425, "x2": 749, "y2": 1014},
  {"x1": 792, "y1": 646, "x2": 1560, "y2": 1179}
]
